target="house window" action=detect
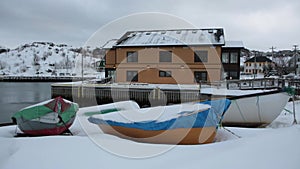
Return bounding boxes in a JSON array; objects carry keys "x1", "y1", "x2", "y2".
[
  {"x1": 127, "y1": 51, "x2": 138, "y2": 62},
  {"x1": 126, "y1": 71, "x2": 138, "y2": 82},
  {"x1": 222, "y1": 52, "x2": 229, "y2": 63},
  {"x1": 254, "y1": 69, "x2": 257, "y2": 74},
  {"x1": 107, "y1": 70, "x2": 115, "y2": 78},
  {"x1": 159, "y1": 70, "x2": 172, "y2": 77},
  {"x1": 230, "y1": 52, "x2": 238, "y2": 63},
  {"x1": 194, "y1": 71, "x2": 208, "y2": 82},
  {"x1": 194, "y1": 51, "x2": 208, "y2": 62},
  {"x1": 159, "y1": 51, "x2": 172, "y2": 62}
]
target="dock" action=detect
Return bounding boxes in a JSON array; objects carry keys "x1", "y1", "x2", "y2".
[
  {"x1": 51, "y1": 83, "x2": 201, "y2": 107},
  {"x1": 51, "y1": 78, "x2": 292, "y2": 107}
]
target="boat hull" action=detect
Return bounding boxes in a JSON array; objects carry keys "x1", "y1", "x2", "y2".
[
  {"x1": 98, "y1": 124, "x2": 217, "y2": 145},
  {"x1": 89, "y1": 99, "x2": 231, "y2": 145},
  {"x1": 223, "y1": 92, "x2": 290, "y2": 127},
  {"x1": 12, "y1": 97, "x2": 79, "y2": 136},
  {"x1": 17, "y1": 116, "x2": 75, "y2": 135}
]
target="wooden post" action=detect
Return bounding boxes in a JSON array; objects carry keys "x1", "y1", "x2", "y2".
[{"x1": 293, "y1": 94, "x2": 298, "y2": 125}]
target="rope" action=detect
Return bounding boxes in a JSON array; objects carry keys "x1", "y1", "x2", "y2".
[
  {"x1": 219, "y1": 122, "x2": 242, "y2": 138},
  {"x1": 223, "y1": 127, "x2": 242, "y2": 138},
  {"x1": 58, "y1": 115, "x2": 73, "y2": 136},
  {"x1": 57, "y1": 100, "x2": 73, "y2": 136},
  {"x1": 283, "y1": 108, "x2": 293, "y2": 114}
]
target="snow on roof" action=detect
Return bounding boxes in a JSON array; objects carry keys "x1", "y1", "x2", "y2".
[
  {"x1": 102, "y1": 39, "x2": 118, "y2": 49},
  {"x1": 115, "y1": 29, "x2": 225, "y2": 47},
  {"x1": 223, "y1": 41, "x2": 244, "y2": 48}
]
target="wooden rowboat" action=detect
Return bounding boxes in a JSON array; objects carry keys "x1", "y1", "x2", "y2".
[
  {"x1": 12, "y1": 97, "x2": 79, "y2": 136},
  {"x1": 88, "y1": 99, "x2": 231, "y2": 145}
]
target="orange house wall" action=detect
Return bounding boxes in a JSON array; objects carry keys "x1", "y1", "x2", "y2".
[{"x1": 106, "y1": 46, "x2": 222, "y2": 84}]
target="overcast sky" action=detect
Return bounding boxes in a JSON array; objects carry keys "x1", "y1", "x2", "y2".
[{"x1": 1, "y1": 0, "x2": 299, "y2": 51}]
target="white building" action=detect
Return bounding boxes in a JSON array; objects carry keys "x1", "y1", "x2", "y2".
[{"x1": 244, "y1": 56, "x2": 273, "y2": 75}]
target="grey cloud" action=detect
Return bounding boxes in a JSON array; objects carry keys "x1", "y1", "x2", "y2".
[{"x1": 0, "y1": 0, "x2": 299, "y2": 50}]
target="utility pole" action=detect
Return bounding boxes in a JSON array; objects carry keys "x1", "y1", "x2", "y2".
[
  {"x1": 66, "y1": 52, "x2": 69, "y2": 75},
  {"x1": 293, "y1": 45, "x2": 298, "y2": 75},
  {"x1": 270, "y1": 46, "x2": 276, "y2": 58},
  {"x1": 269, "y1": 46, "x2": 276, "y2": 74},
  {"x1": 293, "y1": 44, "x2": 298, "y2": 51},
  {"x1": 81, "y1": 48, "x2": 84, "y2": 82},
  {"x1": 254, "y1": 51, "x2": 257, "y2": 79}
]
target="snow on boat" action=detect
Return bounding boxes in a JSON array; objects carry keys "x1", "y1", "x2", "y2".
[
  {"x1": 11, "y1": 96, "x2": 79, "y2": 136},
  {"x1": 222, "y1": 90, "x2": 290, "y2": 127},
  {"x1": 77, "y1": 100, "x2": 147, "y2": 136},
  {"x1": 88, "y1": 99, "x2": 231, "y2": 145},
  {"x1": 82, "y1": 100, "x2": 140, "y2": 117}
]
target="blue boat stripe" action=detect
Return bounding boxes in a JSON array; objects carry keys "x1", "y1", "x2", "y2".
[{"x1": 88, "y1": 99, "x2": 231, "y2": 131}]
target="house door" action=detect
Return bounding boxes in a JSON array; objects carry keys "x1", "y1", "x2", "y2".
[{"x1": 106, "y1": 68, "x2": 116, "y2": 82}]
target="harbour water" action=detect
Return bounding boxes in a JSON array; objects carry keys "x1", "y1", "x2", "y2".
[{"x1": 0, "y1": 82, "x2": 52, "y2": 124}]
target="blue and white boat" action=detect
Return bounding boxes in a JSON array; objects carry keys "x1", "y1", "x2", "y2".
[{"x1": 88, "y1": 99, "x2": 231, "y2": 145}]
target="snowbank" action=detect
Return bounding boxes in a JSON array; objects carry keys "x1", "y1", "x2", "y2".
[{"x1": 0, "y1": 101, "x2": 300, "y2": 169}]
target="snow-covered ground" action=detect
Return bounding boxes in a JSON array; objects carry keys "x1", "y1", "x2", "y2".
[{"x1": 0, "y1": 101, "x2": 300, "y2": 169}]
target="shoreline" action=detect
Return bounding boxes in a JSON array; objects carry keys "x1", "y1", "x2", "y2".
[
  {"x1": 0, "y1": 122, "x2": 14, "y2": 127},
  {"x1": 0, "y1": 76, "x2": 94, "y2": 82}
]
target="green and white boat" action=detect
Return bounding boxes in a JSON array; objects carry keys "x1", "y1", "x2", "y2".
[{"x1": 12, "y1": 97, "x2": 79, "y2": 136}]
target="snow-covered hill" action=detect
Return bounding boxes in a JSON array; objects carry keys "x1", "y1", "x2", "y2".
[{"x1": 0, "y1": 42, "x2": 103, "y2": 77}]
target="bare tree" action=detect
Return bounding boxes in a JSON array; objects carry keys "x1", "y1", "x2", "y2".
[
  {"x1": 273, "y1": 55, "x2": 290, "y2": 76},
  {"x1": 0, "y1": 61, "x2": 6, "y2": 70}
]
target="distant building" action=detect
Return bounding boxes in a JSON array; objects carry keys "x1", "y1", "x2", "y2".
[
  {"x1": 221, "y1": 41, "x2": 245, "y2": 79},
  {"x1": 104, "y1": 28, "x2": 243, "y2": 84},
  {"x1": 244, "y1": 56, "x2": 273, "y2": 75}
]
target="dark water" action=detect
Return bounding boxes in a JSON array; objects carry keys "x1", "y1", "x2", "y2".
[{"x1": 0, "y1": 82, "x2": 52, "y2": 124}]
